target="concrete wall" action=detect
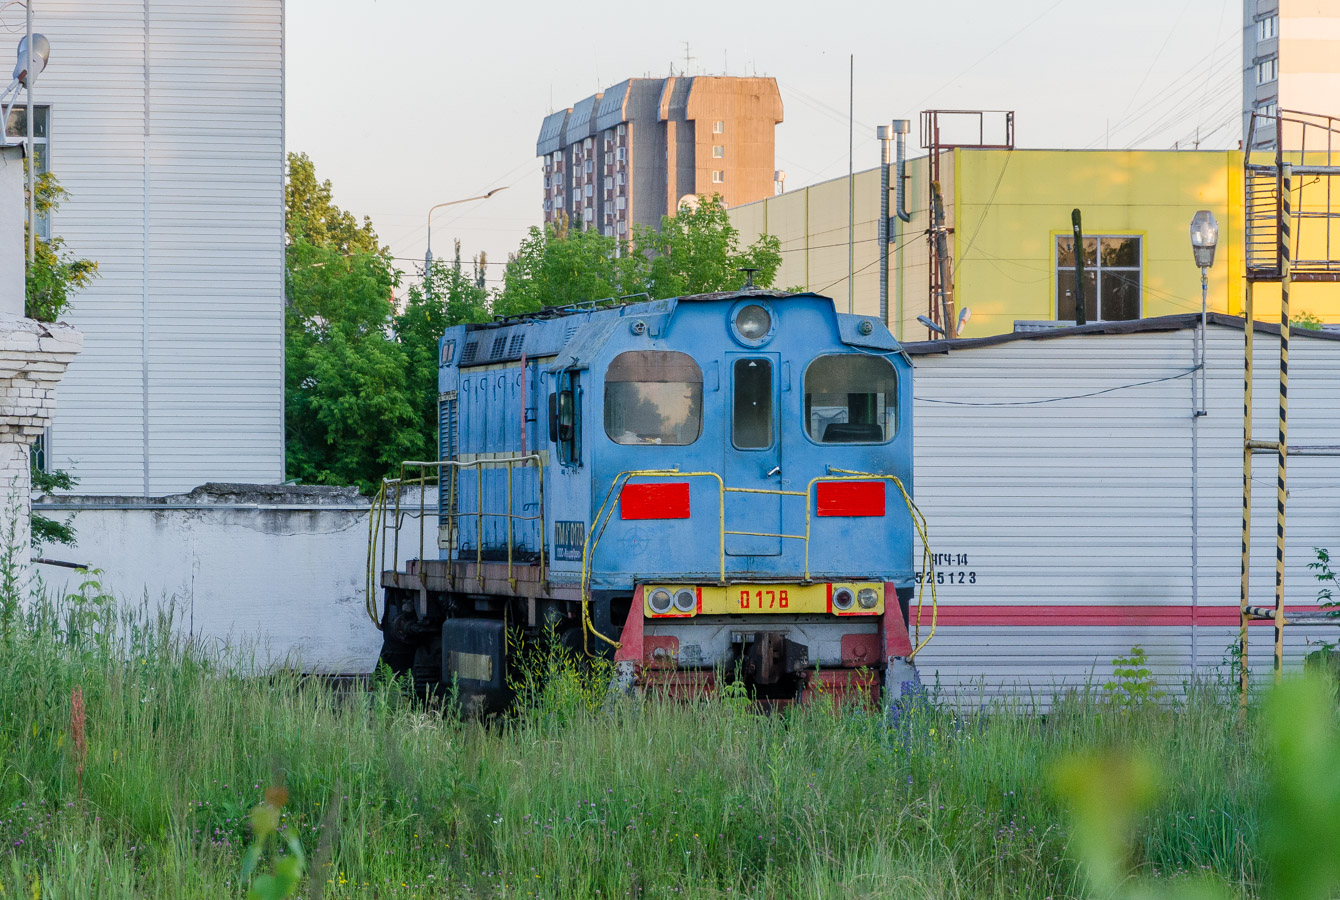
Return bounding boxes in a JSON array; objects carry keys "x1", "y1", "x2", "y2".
[{"x1": 35, "y1": 483, "x2": 438, "y2": 673}]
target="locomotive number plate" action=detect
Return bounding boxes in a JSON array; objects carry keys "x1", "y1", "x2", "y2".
[{"x1": 642, "y1": 583, "x2": 883, "y2": 618}]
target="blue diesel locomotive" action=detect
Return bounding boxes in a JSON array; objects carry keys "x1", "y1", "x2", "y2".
[{"x1": 370, "y1": 287, "x2": 930, "y2": 711}]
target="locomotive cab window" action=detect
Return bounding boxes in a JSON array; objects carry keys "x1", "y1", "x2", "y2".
[
  {"x1": 732, "y1": 358, "x2": 773, "y2": 449},
  {"x1": 549, "y1": 370, "x2": 582, "y2": 466},
  {"x1": 804, "y1": 354, "x2": 897, "y2": 443},
  {"x1": 604, "y1": 351, "x2": 703, "y2": 445}
]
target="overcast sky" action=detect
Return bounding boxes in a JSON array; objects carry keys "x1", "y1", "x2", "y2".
[{"x1": 286, "y1": 0, "x2": 1243, "y2": 290}]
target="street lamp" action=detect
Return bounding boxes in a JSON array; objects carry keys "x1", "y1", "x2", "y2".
[
  {"x1": 424, "y1": 187, "x2": 509, "y2": 286},
  {"x1": 1189, "y1": 209, "x2": 1219, "y2": 317}
]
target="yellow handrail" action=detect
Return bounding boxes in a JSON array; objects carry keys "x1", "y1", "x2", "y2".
[
  {"x1": 578, "y1": 467, "x2": 937, "y2": 659},
  {"x1": 365, "y1": 455, "x2": 546, "y2": 628},
  {"x1": 826, "y1": 469, "x2": 937, "y2": 658}
]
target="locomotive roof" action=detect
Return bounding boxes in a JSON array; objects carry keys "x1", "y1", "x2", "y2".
[
  {"x1": 450, "y1": 289, "x2": 903, "y2": 368},
  {"x1": 478, "y1": 288, "x2": 798, "y2": 330}
]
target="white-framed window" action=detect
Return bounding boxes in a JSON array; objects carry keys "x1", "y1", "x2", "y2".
[
  {"x1": 712, "y1": 170, "x2": 725, "y2": 184},
  {"x1": 604, "y1": 176, "x2": 612, "y2": 190},
  {"x1": 1257, "y1": 57, "x2": 1278, "y2": 85},
  {"x1": 618, "y1": 221, "x2": 627, "y2": 234},
  {"x1": 1256, "y1": 100, "x2": 1279, "y2": 119},
  {"x1": 617, "y1": 147, "x2": 627, "y2": 162},
  {"x1": 713, "y1": 120, "x2": 725, "y2": 134},
  {"x1": 603, "y1": 225, "x2": 613, "y2": 236},
  {"x1": 617, "y1": 172, "x2": 626, "y2": 186},
  {"x1": 585, "y1": 183, "x2": 592, "y2": 197},
  {"x1": 1258, "y1": 14, "x2": 1278, "y2": 40},
  {"x1": 616, "y1": 196, "x2": 626, "y2": 210},
  {"x1": 4, "y1": 104, "x2": 50, "y2": 239},
  {"x1": 712, "y1": 145, "x2": 725, "y2": 158},
  {"x1": 584, "y1": 137, "x2": 593, "y2": 150},
  {"x1": 1055, "y1": 234, "x2": 1142, "y2": 322},
  {"x1": 585, "y1": 159, "x2": 593, "y2": 173}
]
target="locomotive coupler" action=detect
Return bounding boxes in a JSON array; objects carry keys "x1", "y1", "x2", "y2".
[{"x1": 731, "y1": 631, "x2": 809, "y2": 686}]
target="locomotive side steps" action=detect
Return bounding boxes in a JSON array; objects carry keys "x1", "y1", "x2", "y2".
[{"x1": 367, "y1": 455, "x2": 547, "y2": 627}]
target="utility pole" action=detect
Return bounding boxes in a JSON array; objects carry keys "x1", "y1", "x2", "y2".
[
  {"x1": 26, "y1": 0, "x2": 34, "y2": 265},
  {"x1": 1071, "y1": 209, "x2": 1087, "y2": 326},
  {"x1": 931, "y1": 182, "x2": 956, "y2": 338},
  {"x1": 847, "y1": 54, "x2": 854, "y2": 314}
]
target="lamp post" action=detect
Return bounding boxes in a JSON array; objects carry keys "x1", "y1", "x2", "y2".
[
  {"x1": 1187, "y1": 208, "x2": 1218, "y2": 671},
  {"x1": 424, "y1": 187, "x2": 509, "y2": 292}
]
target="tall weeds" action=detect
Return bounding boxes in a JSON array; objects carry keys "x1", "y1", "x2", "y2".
[{"x1": 0, "y1": 578, "x2": 1279, "y2": 898}]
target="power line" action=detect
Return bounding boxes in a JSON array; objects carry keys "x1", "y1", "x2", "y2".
[{"x1": 916, "y1": 368, "x2": 1196, "y2": 406}]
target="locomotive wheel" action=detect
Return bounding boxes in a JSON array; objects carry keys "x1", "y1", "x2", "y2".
[
  {"x1": 377, "y1": 594, "x2": 415, "y2": 677},
  {"x1": 411, "y1": 638, "x2": 444, "y2": 702}
]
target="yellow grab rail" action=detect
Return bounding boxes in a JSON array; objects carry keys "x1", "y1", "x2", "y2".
[
  {"x1": 578, "y1": 467, "x2": 937, "y2": 659},
  {"x1": 365, "y1": 455, "x2": 545, "y2": 627}
]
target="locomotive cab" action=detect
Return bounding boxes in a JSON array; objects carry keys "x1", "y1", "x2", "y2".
[{"x1": 371, "y1": 289, "x2": 925, "y2": 711}]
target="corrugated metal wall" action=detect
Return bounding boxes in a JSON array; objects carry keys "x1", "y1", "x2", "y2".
[
  {"x1": 35, "y1": 0, "x2": 284, "y2": 495},
  {"x1": 908, "y1": 323, "x2": 1340, "y2": 701}
]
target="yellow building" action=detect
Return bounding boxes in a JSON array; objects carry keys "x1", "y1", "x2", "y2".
[{"x1": 728, "y1": 148, "x2": 1339, "y2": 340}]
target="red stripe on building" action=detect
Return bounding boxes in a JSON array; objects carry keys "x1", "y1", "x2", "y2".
[{"x1": 928, "y1": 604, "x2": 1332, "y2": 627}]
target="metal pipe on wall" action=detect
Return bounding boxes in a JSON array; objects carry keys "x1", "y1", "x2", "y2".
[
  {"x1": 877, "y1": 124, "x2": 892, "y2": 326},
  {"x1": 893, "y1": 120, "x2": 911, "y2": 224}
]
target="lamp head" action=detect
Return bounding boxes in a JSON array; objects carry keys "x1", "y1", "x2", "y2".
[
  {"x1": 13, "y1": 34, "x2": 51, "y2": 86},
  {"x1": 1189, "y1": 209, "x2": 1219, "y2": 269}
]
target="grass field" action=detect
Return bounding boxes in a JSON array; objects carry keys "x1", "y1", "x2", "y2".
[{"x1": 0, "y1": 578, "x2": 1312, "y2": 899}]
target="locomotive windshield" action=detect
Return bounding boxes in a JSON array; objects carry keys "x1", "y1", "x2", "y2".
[
  {"x1": 804, "y1": 354, "x2": 897, "y2": 443},
  {"x1": 604, "y1": 350, "x2": 703, "y2": 445}
]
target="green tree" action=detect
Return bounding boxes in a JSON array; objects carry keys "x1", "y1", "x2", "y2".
[
  {"x1": 284, "y1": 153, "x2": 416, "y2": 491},
  {"x1": 24, "y1": 171, "x2": 97, "y2": 323},
  {"x1": 393, "y1": 260, "x2": 490, "y2": 462},
  {"x1": 633, "y1": 195, "x2": 781, "y2": 298},
  {"x1": 494, "y1": 217, "x2": 639, "y2": 317},
  {"x1": 22, "y1": 170, "x2": 95, "y2": 549},
  {"x1": 285, "y1": 152, "x2": 381, "y2": 255}
]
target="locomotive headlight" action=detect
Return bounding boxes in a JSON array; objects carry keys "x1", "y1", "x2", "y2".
[
  {"x1": 857, "y1": 587, "x2": 879, "y2": 609},
  {"x1": 673, "y1": 589, "x2": 697, "y2": 613},
  {"x1": 832, "y1": 587, "x2": 855, "y2": 611},
  {"x1": 648, "y1": 588, "x2": 673, "y2": 615},
  {"x1": 734, "y1": 304, "x2": 772, "y2": 341}
]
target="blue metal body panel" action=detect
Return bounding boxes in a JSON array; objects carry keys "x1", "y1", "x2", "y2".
[{"x1": 436, "y1": 292, "x2": 914, "y2": 592}]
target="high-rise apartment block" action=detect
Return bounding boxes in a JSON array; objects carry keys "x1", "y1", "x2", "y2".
[
  {"x1": 1243, "y1": 0, "x2": 1340, "y2": 148},
  {"x1": 537, "y1": 76, "x2": 783, "y2": 236}
]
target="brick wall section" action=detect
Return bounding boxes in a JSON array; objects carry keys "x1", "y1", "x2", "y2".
[{"x1": 0, "y1": 314, "x2": 83, "y2": 567}]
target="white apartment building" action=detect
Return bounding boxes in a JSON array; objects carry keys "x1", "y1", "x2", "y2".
[
  {"x1": 1243, "y1": 0, "x2": 1340, "y2": 148},
  {"x1": 3, "y1": 0, "x2": 285, "y2": 495}
]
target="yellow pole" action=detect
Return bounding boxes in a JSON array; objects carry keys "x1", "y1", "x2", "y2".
[
  {"x1": 1274, "y1": 167, "x2": 1292, "y2": 680},
  {"x1": 1240, "y1": 279, "x2": 1254, "y2": 707}
]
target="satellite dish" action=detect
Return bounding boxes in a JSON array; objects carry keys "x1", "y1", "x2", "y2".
[
  {"x1": 13, "y1": 34, "x2": 51, "y2": 85},
  {"x1": 677, "y1": 194, "x2": 700, "y2": 211}
]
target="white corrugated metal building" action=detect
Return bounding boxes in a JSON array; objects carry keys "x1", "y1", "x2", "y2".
[
  {"x1": 8, "y1": 1, "x2": 285, "y2": 495},
  {"x1": 906, "y1": 314, "x2": 1340, "y2": 700}
]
